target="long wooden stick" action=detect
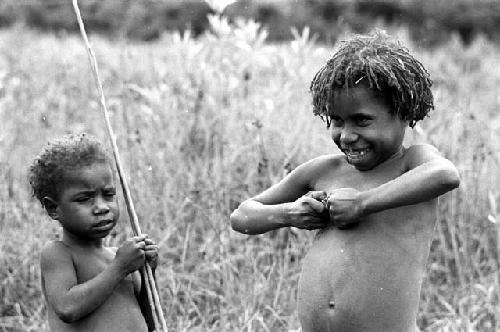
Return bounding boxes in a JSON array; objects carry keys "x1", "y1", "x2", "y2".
[{"x1": 71, "y1": 1, "x2": 168, "y2": 331}]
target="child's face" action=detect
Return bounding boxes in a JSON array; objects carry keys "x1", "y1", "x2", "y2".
[
  {"x1": 330, "y1": 86, "x2": 407, "y2": 171},
  {"x1": 53, "y1": 162, "x2": 119, "y2": 240}
]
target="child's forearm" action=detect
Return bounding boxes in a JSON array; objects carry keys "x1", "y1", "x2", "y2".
[
  {"x1": 230, "y1": 200, "x2": 289, "y2": 234},
  {"x1": 361, "y1": 159, "x2": 460, "y2": 214},
  {"x1": 53, "y1": 263, "x2": 127, "y2": 323}
]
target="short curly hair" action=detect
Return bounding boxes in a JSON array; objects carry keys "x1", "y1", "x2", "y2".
[
  {"x1": 310, "y1": 30, "x2": 434, "y2": 128},
  {"x1": 28, "y1": 133, "x2": 112, "y2": 206}
]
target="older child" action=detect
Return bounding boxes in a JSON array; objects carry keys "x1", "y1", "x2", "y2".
[
  {"x1": 29, "y1": 133, "x2": 159, "y2": 332},
  {"x1": 230, "y1": 32, "x2": 460, "y2": 332}
]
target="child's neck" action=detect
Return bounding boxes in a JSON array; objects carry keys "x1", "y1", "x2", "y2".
[
  {"x1": 62, "y1": 230, "x2": 105, "y2": 249},
  {"x1": 370, "y1": 145, "x2": 406, "y2": 170},
  {"x1": 385, "y1": 145, "x2": 405, "y2": 163}
]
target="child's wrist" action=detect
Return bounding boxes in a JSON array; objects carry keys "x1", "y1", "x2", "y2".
[
  {"x1": 358, "y1": 190, "x2": 372, "y2": 216},
  {"x1": 110, "y1": 260, "x2": 130, "y2": 278},
  {"x1": 280, "y1": 203, "x2": 292, "y2": 227}
]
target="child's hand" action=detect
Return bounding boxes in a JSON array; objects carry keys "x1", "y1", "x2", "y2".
[
  {"x1": 143, "y1": 237, "x2": 159, "y2": 270},
  {"x1": 326, "y1": 188, "x2": 366, "y2": 229},
  {"x1": 114, "y1": 235, "x2": 147, "y2": 274},
  {"x1": 304, "y1": 190, "x2": 328, "y2": 204},
  {"x1": 285, "y1": 194, "x2": 329, "y2": 230},
  {"x1": 305, "y1": 190, "x2": 330, "y2": 219}
]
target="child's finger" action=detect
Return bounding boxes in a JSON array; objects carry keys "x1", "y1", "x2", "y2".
[
  {"x1": 302, "y1": 196, "x2": 326, "y2": 213},
  {"x1": 144, "y1": 244, "x2": 158, "y2": 251},
  {"x1": 131, "y1": 235, "x2": 147, "y2": 242},
  {"x1": 305, "y1": 191, "x2": 327, "y2": 202},
  {"x1": 144, "y1": 238, "x2": 156, "y2": 245}
]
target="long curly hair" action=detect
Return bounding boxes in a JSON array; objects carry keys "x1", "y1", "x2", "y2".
[
  {"x1": 310, "y1": 30, "x2": 434, "y2": 128},
  {"x1": 28, "y1": 133, "x2": 112, "y2": 206}
]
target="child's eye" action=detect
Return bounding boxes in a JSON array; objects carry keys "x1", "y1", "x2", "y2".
[
  {"x1": 330, "y1": 116, "x2": 344, "y2": 127},
  {"x1": 355, "y1": 117, "x2": 372, "y2": 126},
  {"x1": 75, "y1": 196, "x2": 90, "y2": 203}
]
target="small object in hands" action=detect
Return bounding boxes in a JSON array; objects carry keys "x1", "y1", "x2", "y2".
[{"x1": 305, "y1": 191, "x2": 330, "y2": 220}]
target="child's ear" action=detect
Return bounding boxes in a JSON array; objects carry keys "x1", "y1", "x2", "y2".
[{"x1": 43, "y1": 196, "x2": 59, "y2": 220}]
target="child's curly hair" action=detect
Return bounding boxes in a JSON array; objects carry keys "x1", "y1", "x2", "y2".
[
  {"x1": 310, "y1": 30, "x2": 433, "y2": 128},
  {"x1": 28, "y1": 133, "x2": 112, "y2": 206}
]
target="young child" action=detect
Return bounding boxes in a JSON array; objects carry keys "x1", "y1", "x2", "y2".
[
  {"x1": 230, "y1": 32, "x2": 460, "y2": 332},
  {"x1": 29, "y1": 133, "x2": 159, "y2": 332}
]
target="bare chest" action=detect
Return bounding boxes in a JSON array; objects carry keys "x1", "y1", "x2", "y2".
[
  {"x1": 70, "y1": 248, "x2": 116, "y2": 283},
  {"x1": 314, "y1": 158, "x2": 405, "y2": 193},
  {"x1": 48, "y1": 248, "x2": 146, "y2": 331}
]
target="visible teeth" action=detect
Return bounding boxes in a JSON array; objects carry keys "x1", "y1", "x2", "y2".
[{"x1": 344, "y1": 148, "x2": 369, "y2": 159}]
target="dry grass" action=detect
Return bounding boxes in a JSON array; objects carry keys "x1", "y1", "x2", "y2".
[{"x1": 0, "y1": 21, "x2": 499, "y2": 331}]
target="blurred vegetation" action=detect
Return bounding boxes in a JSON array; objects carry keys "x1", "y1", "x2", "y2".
[
  {"x1": 1, "y1": 0, "x2": 500, "y2": 45},
  {"x1": 1, "y1": 19, "x2": 499, "y2": 330}
]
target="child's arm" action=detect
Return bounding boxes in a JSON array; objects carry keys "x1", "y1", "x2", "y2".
[
  {"x1": 327, "y1": 145, "x2": 460, "y2": 227},
  {"x1": 230, "y1": 158, "x2": 329, "y2": 234},
  {"x1": 41, "y1": 236, "x2": 147, "y2": 323},
  {"x1": 135, "y1": 237, "x2": 159, "y2": 332}
]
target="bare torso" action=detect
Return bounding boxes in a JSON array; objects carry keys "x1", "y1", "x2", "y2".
[
  {"x1": 44, "y1": 245, "x2": 148, "y2": 332},
  {"x1": 298, "y1": 154, "x2": 436, "y2": 332}
]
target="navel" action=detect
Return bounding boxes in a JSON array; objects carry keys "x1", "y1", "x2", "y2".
[{"x1": 328, "y1": 300, "x2": 335, "y2": 309}]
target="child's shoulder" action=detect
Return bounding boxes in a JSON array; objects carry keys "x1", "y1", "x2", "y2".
[
  {"x1": 41, "y1": 240, "x2": 70, "y2": 258},
  {"x1": 40, "y1": 241, "x2": 74, "y2": 268},
  {"x1": 405, "y1": 143, "x2": 440, "y2": 154},
  {"x1": 289, "y1": 154, "x2": 346, "y2": 187},
  {"x1": 403, "y1": 144, "x2": 445, "y2": 167},
  {"x1": 41, "y1": 239, "x2": 71, "y2": 255},
  {"x1": 297, "y1": 154, "x2": 347, "y2": 175},
  {"x1": 301, "y1": 153, "x2": 346, "y2": 169},
  {"x1": 296, "y1": 153, "x2": 346, "y2": 174}
]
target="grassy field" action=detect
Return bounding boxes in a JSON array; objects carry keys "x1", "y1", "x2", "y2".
[{"x1": 0, "y1": 18, "x2": 499, "y2": 331}]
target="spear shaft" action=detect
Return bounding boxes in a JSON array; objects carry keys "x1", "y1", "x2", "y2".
[{"x1": 71, "y1": 1, "x2": 168, "y2": 331}]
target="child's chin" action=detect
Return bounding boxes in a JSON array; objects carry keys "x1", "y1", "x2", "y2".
[
  {"x1": 92, "y1": 228, "x2": 114, "y2": 238},
  {"x1": 88, "y1": 234, "x2": 109, "y2": 240},
  {"x1": 347, "y1": 158, "x2": 376, "y2": 171}
]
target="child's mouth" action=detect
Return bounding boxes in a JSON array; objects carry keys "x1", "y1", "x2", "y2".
[
  {"x1": 94, "y1": 219, "x2": 114, "y2": 231},
  {"x1": 343, "y1": 148, "x2": 371, "y2": 162}
]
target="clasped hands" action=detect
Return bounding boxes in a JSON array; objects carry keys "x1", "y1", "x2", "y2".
[{"x1": 286, "y1": 189, "x2": 366, "y2": 230}]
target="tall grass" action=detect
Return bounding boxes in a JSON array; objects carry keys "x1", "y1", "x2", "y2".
[{"x1": 0, "y1": 20, "x2": 499, "y2": 331}]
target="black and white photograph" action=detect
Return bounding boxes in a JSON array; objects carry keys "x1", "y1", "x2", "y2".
[{"x1": 0, "y1": 0, "x2": 499, "y2": 331}]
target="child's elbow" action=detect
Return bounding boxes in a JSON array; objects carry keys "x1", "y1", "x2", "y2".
[
  {"x1": 230, "y1": 209, "x2": 248, "y2": 234},
  {"x1": 55, "y1": 306, "x2": 80, "y2": 324},
  {"x1": 53, "y1": 298, "x2": 86, "y2": 323},
  {"x1": 448, "y1": 169, "x2": 461, "y2": 189},
  {"x1": 438, "y1": 163, "x2": 461, "y2": 190}
]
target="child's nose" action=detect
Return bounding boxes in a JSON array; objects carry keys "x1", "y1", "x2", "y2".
[
  {"x1": 340, "y1": 128, "x2": 358, "y2": 144},
  {"x1": 93, "y1": 197, "x2": 110, "y2": 214}
]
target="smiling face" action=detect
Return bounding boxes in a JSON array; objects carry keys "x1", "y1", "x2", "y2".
[
  {"x1": 330, "y1": 86, "x2": 407, "y2": 171},
  {"x1": 50, "y1": 162, "x2": 119, "y2": 242}
]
